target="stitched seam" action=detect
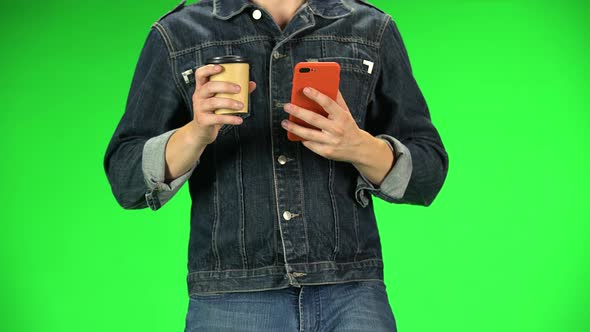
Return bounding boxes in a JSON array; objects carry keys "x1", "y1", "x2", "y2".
[
  {"x1": 186, "y1": 258, "x2": 384, "y2": 277},
  {"x1": 268, "y1": 49, "x2": 279, "y2": 267},
  {"x1": 291, "y1": 35, "x2": 379, "y2": 48},
  {"x1": 340, "y1": 0, "x2": 355, "y2": 14},
  {"x1": 212, "y1": 0, "x2": 218, "y2": 16},
  {"x1": 188, "y1": 266, "x2": 285, "y2": 276},
  {"x1": 187, "y1": 270, "x2": 384, "y2": 280},
  {"x1": 296, "y1": 140, "x2": 310, "y2": 264},
  {"x1": 292, "y1": 44, "x2": 310, "y2": 265},
  {"x1": 314, "y1": 286, "x2": 322, "y2": 332},
  {"x1": 329, "y1": 160, "x2": 339, "y2": 261},
  {"x1": 152, "y1": 22, "x2": 175, "y2": 53},
  {"x1": 268, "y1": 6, "x2": 317, "y2": 273},
  {"x1": 377, "y1": 14, "x2": 391, "y2": 48},
  {"x1": 299, "y1": 287, "x2": 305, "y2": 332},
  {"x1": 351, "y1": 42, "x2": 359, "y2": 59},
  {"x1": 151, "y1": 23, "x2": 192, "y2": 115},
  {"x1": 309, "y1": 11, "x2": 352, "y2": 20},
  {"x1": 213, "y1": 147, "x2": 221, "y2": 270},
  {"x1": 187, "y1": 262, "x2": 384, "y2": 280},
  {"x1": 213, "y1": 1, "x2": 251, "y2": 20},
  {"x1": 290, "y1": 258, "x2": 383, "y2": 266},
  {"x1": 172, "y1": 36, "x2": 273, "y2": 58},
  {"x1": 269, "y1": 44, "x2": 289, "y2": 273},
  {"x1": 372, "y1": 14, "x2": 392, "y2": 110},
  {"x1": 307, "y1": 1, "x2": 353, "y2": 20},
  {"x1": 235, "y1": 129, "x2": 248, "y2": 269},
  {"x1": 352, "y1": 201, "x2": 360, "y2": 262},
  {"x1": 313, "y1": 59, "x2": 373, "y2": 76}
]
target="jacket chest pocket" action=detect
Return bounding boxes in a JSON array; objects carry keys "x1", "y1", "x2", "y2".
[
  {"x1": 179, "y1": 64, "x2": 252, "y2": 137},
  {"x1": 308, "y1": 57, "x2": 375, "y2": 124}
]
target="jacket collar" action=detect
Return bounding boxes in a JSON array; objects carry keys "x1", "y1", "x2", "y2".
[{"x1": 213, "y1": 0, "x2": 353, "y2": 20}]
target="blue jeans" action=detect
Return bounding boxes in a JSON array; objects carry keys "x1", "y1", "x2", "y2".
[{"x1": 184, "y1": 280, "x2": 397, "y2": 331}]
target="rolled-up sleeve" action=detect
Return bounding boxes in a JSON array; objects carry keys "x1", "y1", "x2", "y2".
[
  {"x1": 103, "y1": 25, "x2": 193, "y2": 210},
  {"x1": 356, "y1": 15, "x2": 449, "y2": 208},
  {"x1": 142, "y1": 129, "x2": 198, "y2": 210},
  {"x1": 355, "y1": 134, "x2": 412, "y2": 207}
]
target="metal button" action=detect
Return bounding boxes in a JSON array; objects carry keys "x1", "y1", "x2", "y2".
[
  {"x1": 283, "y1": 211, "x2": 292, "y2": 221},
  {"x1": 273, "y1": 51, "x2": 281, "y2": 59},
  {"x1": 252, "y1": 9, "x2": 262, "y2": 20},
  {"x1": 277, "y1": 155, "x2": 287, "y2": 165}
]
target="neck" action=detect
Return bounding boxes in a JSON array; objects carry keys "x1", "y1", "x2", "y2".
[{"x1": 251, "y1": 0, "x2": 307, "y2": 29}]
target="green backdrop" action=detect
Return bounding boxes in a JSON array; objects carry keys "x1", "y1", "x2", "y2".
[{"x1": 1, "y1": 0, "x2": 588, "y2": 331}]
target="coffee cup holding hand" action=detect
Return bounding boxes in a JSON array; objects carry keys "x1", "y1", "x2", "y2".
[{"x1": 191, "y1": 55, "x2": 255, "y2": 145}]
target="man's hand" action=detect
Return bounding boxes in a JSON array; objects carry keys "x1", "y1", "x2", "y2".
[
  {"x1": 164, "y1": 65, "x2": 256, "y2": 181},
  {"x1": 190, "y1": 64, "x2": 256, "y2": 146},
  {"x1": 281, "y1": 87, "x2": 367, "y2": 163},
  {"x1": 281, "y1": 87, "x2": 395, "y2": 186}
]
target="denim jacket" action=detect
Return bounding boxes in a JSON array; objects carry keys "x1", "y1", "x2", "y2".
[{"x1": 103, "y1": 0, "x2": 448, "y2": 295}]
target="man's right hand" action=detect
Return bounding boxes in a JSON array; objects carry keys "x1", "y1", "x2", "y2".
[{"x1": 190, "y1": 64, "x2": 257, "y2": 146}]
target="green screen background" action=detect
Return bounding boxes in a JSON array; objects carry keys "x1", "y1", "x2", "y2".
[{"x1": 1, "y1": 0, "x2": 588, "y2": 331}]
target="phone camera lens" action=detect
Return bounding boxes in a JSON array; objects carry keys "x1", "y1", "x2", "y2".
[{"x1": 299, "y1": 68, "x2": 311, "y2": 73}]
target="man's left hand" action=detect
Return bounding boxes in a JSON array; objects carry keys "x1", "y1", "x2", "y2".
[{"x1": 281, "y1": 87, "x2": 369, "y2": 163}]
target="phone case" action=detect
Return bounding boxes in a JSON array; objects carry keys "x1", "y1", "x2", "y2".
[{"x1": 288, "y1": 62, "x2": 341, "y2": 141}]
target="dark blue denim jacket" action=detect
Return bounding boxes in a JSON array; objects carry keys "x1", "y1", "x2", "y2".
[{"x1": 103, "y1": 0, "x2": 448, "y2": 295}]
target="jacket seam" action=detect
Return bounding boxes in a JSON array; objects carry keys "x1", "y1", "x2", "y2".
[
  {"x1": 171, "y1": 36, "x2": 273, "y2": 58},
  {"x1": 373, "y1": 14, "x2": 390, "y2": 102},
  {"x1": 352, "y1": 200, "x2": 360, "y2": 262},
  {"x1": 213, "y1": 147, "x2": 221, "y2": 270},
  {"x1": 212, "y1": 0, "x2": 252, "y2": 20},
  {"x1": 235, "y1": 129, "x2": 249, "y2": 270},
  {"x1": 307, "y1": 3, "x2": 352, "y2": 20},
  {"x1": 290, "y1": 45, "x2": 310, "y2": 264},
  {"x1": 328, "y1": 160, "x2": 340, "y2": 261},
  {"x1": 376, "y1": 14, "x2": 391, "y2": 50},
  {"x1": 151, "y1": 22, "x2": 193, "y2": 116},
  {"x1": 187, "y1": 258, "x2": 384, "y2": 275},
  {"x1": 294, "y1": 95, "x2": 310, "y2": 264},
  {"x1": 152, "y1": 22, "x2": 175, "y2": 53},
  {"x1": 290, "y1": 35, "x2": 379, "y2": 48}
]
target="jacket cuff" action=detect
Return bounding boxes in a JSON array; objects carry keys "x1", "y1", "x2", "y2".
[
  {"x1": 142, "y1": 128, "x2": 199, "y2": 210},
  {"x1": 354, "y1": 134, "x2": 413, "y2": 207}
]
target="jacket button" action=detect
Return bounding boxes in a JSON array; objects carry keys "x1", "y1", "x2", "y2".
[
  {"x1": 252, "y1": 9, "x2": 262, "y2": 20},
  {"x1": 272, "y1": 51, "x2": 282, "y2": 59},
  {"x1": 283, "y1": 211, "x2": 292, "y2": 220},
  {"x1": 277, "y1": 155, "x2": 287, "y2": 165}
]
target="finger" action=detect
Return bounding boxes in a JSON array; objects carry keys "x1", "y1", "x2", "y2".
[
  {"x1": 284, "y1": 103, "x2": 339, "y2": 134},
  {"x1": 248, "y1": 81, "x2": 257, "y2": 94},
  {"x1": 199, "y1": 81, "x2": 241, "y2": 98},
  {"x1": 198, "y1": 113, "x2": 244, "y2": 126},
  {"x1": 301, "y1": 140, "x2": 329, "y2": 156},
  {"x1": 303, "y1": 87, "x2": 340, "y2": 117},
  {"x1": 195, "y1": 64, "x2": 223, "y2": 90},
  {"x1": 281, "y1": 119, "x2": 332, "y2": 144},
  {"x1": 200, "y1": 97, "x2": 244, "y2": 113}
]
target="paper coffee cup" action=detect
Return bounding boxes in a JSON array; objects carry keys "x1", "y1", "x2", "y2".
[{"x1": 206, "y1": 55, "x2": 250, "y2": 116}]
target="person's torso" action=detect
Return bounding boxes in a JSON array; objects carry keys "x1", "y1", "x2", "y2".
[{"x1": 155, "y1": 0, "x2": 391, "y2": 294}]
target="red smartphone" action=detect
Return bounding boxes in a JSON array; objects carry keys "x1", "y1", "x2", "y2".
[{"x1": 288, "y1": 61, "x2": 341, "y2": 141}]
